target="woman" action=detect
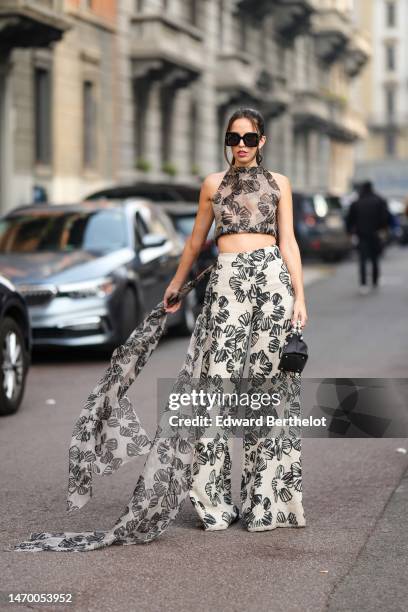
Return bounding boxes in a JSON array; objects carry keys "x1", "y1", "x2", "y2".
[{"x1": 11, "y1": 107, "x2": 307, "y2": 552}]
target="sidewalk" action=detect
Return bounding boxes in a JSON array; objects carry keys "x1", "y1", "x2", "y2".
[{"x1": 327, "y1": 460, "x2": 408, "y2": 611}]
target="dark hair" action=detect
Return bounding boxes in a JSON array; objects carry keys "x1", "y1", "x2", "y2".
[
  {"x1": 223, "y1": 107, "x2": 265, "y2": 167},
  {"x1": 359, "y1": 180, "x2": 373, "y2": 195}
]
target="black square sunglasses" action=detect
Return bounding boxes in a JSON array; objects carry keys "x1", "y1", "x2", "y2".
[{"x1": 225, "y1": 131, "x2": 260, "y2": 147}]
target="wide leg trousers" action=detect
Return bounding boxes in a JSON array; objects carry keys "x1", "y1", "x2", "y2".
[
  {"x1": 189, "y1": 245, "x2": 306, "y2": 532},
  {"x1": 11, "y1": 243, "x2": 305, "y2": 553}
]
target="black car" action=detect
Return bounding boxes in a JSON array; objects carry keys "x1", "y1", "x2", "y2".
[
  {"x1": 292, "y1": 192, "x2": 352, "y2": 261},
  {"x1": 0, "y1": 274, "x2": 31, "y2": 415},
  {"x1": 0, "y1": 199, "x2": 201, "y2": 350}
]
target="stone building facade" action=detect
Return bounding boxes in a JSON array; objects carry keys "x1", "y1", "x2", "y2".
[
  {"x1": 0, "y1": 0, "x2": 118, "y2": 212},
  {"x1": 0, "y1": 0, "x2": 371, "y2": 215},
  {"x1": 353, "y1": 0, "x2": 408, "y2": 199}
]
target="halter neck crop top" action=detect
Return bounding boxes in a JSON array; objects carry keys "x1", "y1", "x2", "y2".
[{"x1": 210, "y1": 164, "x2": 280, "y2": 244}]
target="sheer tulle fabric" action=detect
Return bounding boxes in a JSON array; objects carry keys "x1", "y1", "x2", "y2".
[
  {"x1": 11, "y1": 264, "x2": 216, "y2": 552},
  {"x1": 212, "y1": 164, "x2": 280, "y2": 244},
  {"x1": 11, "y1": 246, "x2": 303, "y2": 553}
]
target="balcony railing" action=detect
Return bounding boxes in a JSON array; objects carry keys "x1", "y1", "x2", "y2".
[
  {"x1": 292, "y1": 89, "x2": 367, "y2": 141},
  {"x1": 292, "y1": 90, "x2": 330, "y2": 128},
  {"x1": 215, "y1": 55, "x2": 290, "y2": 119},
  {"x1": 0, "y1": 0, "x2": 70, "y2": 50},
  {"x1": 234, "y1": 0, "x2": 275, "y2": 21},
  {"x1": 234, "y1": 0, "x2": 316, "y2": 40},
  {"x1": 215, "y1": 51, "x2": 254, "y2": 95},
  {"x1": 273, "y1": 0, "x2": 317, "y2": 41},
  {"x1": 130, "y1": 13, "x2": 204, "y2": 83},
  {"x1": 343, "y1": 28, "x2": 371, "y2": 77},
  {"x1": 312, "y1": 7, "x2": 352, "y2": 63},
  {"x1": 256, "y1": 70, "x2": 291, "y2": 118},
  {"x1": 326, "y1": 103, "x2": 367, "y2": 141}
]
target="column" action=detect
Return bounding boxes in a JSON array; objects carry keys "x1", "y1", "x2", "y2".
[
  {"x1": 197, "y1": 0, "x2": 218, "y2": 175},
  {"x1": 308, "y1": 130, "x2": 320, "y2": 191},
  {"x1": 0, "y1": 59, "x2": 13, "y2": 215},
  {"x1": 144, "y1": 80, "x2": 162, "y2": 176}
]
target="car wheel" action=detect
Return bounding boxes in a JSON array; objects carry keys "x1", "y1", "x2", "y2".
[
  {"x1": 119, "y1": 286, "x2": 140, "y2": 344},
  {"x1": 174, "y1": 289, "x2": 198, "y2": 336},
  {"x1": 0, "y1": 317, "x2": 28, "y2": 416}
]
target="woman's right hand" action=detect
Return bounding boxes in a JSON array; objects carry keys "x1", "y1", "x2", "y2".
[{"x1": 163, "y1": 282, "x2": 183, "y2": 313}]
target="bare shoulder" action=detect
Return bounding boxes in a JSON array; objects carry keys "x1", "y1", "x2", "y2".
[
  {"x1": 203, "y1": 170, "x2": 228, "y2": 187},
  {"x1": 267, "y1": 170, "x2": 291, "y2": 190},
  {"x1": 202, "y1": 171, "x2": 228, "y2": 200}
]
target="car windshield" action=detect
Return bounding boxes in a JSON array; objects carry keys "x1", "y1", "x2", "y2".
[
  {"x1": 0, "y1": 209, "x2": 128, "y2": 254},
  {"x1": 173, "y1": 215, "x2": 196, "y2": 236},
  {"x1": 172, "y1": 215, "x2": 215, "y2": 239},
  {"x1": 325, "y1": 196, "x2": 343, "y2": 211},
  {"x1": 298, "y1": 196, "x2": 316, "y2": 216}
]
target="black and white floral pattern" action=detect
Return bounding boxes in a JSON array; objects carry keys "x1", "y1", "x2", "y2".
[
  {"x1": 11, "y1": 264, "x2": 216, "y2": 552},
  {"x1": 211, "y1": 164, "x2": 281, "y2": 244},
  {"x1": 11, "y1": 245, "x2": 305, "y2": 553},
  {"x1": 189, "y1": 246, "x2": 306, "y2": 531}
]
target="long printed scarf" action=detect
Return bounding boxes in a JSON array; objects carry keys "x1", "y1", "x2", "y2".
[{"x1": 11, "y1": 262, "x2": 216, "y2": 552}]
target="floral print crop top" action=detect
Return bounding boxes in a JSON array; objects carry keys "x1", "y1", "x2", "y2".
[{"x1": 211, "y1": 164, "x2": 281, "y2": 244}]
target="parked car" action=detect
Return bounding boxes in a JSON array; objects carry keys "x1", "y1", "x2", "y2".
[
  {"x1": 397, "y1": 202, "x2": 408, "y2": 245},
  {"x1": 386, "y1": 198, "x2": 407, "y2": 245},
  {"x1": 292, "y1": 192, "x2": 352, "y2": 261},
  {"x1": 0, "y1": 199, "x2": 201, "y2": 350},
  {"x1": 86, "y1": 181, "x2": 217, "y2": 304},
  {"x1": 161, "y1": 202, "x2": 218, "y2": 304},
  {"x1": 85, "y1": 181, "x2": 201, "y2": 204},
  {"x1": 0, "y1": 274, "x2": 31, "y2": 415}
]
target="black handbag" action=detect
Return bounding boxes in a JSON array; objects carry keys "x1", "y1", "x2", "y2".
[{"x1": 278, "y1": 320, "x2": 308, "y2": 374}]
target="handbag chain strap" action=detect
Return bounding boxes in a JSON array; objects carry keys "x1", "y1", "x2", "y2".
[{"x1": 291, "y1": 319, "x2": 304, "y2": 339}]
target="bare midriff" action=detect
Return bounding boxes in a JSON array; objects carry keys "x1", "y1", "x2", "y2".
[{"x1": 216, "y1": 232, "x2": 277, "y2": 254}]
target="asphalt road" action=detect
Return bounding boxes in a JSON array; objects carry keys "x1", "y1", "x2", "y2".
[{"x1": 1, "y1": 246, "x2": 407, "y2": 612}]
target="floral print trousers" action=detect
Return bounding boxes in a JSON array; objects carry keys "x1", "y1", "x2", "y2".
[
  {"x1": 189, "y1": 246, "x2": 306, "y2": 531},
  {"x1": 10, "y1": 245, "x2": 305, "y2": 553}
]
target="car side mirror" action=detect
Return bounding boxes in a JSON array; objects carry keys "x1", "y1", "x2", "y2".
[{"x1": 140, "y1": 233, "x2": 167, "y2": 248}]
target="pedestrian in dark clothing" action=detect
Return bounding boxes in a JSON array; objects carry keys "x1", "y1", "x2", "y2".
[{"x1": 345, "y1": 181, "x2": 389, "y2": 293}]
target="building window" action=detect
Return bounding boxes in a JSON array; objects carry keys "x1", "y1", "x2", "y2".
[
  {"x1": 386, "y1": 1, "x2": 396, "y2": 27},
  {"x1": 82, "y1": 80, "x2": 97, "y2": 169},
  {"x1": 34, "y1": 67, "x2": 52, "y2": 165},
  {"x1": 259, "y1": 22, "x2": 267, "y2": 60},
  {"x1": 277, "y1": 45, "x2": 286, "y2": 74},
  {"x1": 186, "y1": 0, "x2": 198, "y2": 26},
  {"x1": 238, "y1": 14, "x2": 247, "y2": 52},
  {"x1": 385, "y1": 43, "x2": 396, "y2": 71},
  {"x1": 385, "y1": 130, "x2": 396, "y2": 156},
  {"x1": 160, "y1": 86, "x2": 175, "y2": 167},
  {"x1": 385, "y1": 87, "x2": 396, "y2": 118},
  {"x1": 189, "y1": 98, "x2": 198, "y2": 170},
  {"x1": 218, "y1": 0, "x2": 225, "y2": 49},
  {"x1": 134, "y1": 81, "x2": 148, "y2": 161}
]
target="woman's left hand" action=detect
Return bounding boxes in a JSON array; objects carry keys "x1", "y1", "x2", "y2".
[{"x1": 292, "y1": 298, "x2": 308, "y2": 329}]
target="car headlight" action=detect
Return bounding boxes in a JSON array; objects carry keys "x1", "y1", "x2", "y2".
[{"x1": 57, "y1": 276, "x2": 118, "y2": 299}]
